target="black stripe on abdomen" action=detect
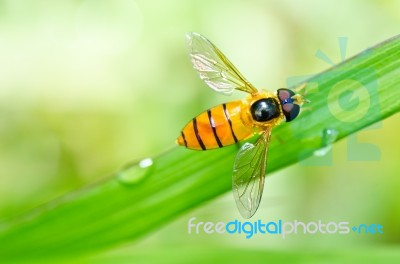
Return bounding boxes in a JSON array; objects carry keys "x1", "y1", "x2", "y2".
[
  {"x1": 181, "y1": 131, "x2": 188, "y2": 148},
  {"x1": 192, "y1": 117, "x2": 206, "y2": 150},
  {"x1": 222, "y1": 103, "x2": 238, "y2": 143},
  {"x1": 207, "y1": 109, "x2": 223, "y2": 148}
]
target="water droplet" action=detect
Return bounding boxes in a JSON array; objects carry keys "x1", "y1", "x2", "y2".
[
  {"x1": 117, "y1": 158, "x2": 153, "y2": 185},
  {"x1": 314, "y1": 128, "x2": 338, "y2": 157}
]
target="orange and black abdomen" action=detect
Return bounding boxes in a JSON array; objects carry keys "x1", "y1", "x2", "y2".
[{"x1": 177, "y1": 100, "x2": 253, "y2": 150}]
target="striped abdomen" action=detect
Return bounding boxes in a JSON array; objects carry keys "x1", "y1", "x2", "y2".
[{"x1": 177, "y1": 101, "x2": 254, "y2": 150}]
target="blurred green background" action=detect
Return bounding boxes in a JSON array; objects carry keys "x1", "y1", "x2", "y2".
[{"x1": 0, "y1": 0, "x2": 399, "y2": 262}]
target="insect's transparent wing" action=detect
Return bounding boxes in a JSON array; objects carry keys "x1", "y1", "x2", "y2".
[
  {"x1": 232, "y1": 130, "x2": 271, "y2": 218},
  {"x1": 186, "y1": 32, "x2": 258, "y2": 95}
]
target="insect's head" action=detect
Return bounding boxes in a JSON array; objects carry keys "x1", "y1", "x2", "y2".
[{"x1": 277, "y1": 88, "x2": 306, "y2": 122}]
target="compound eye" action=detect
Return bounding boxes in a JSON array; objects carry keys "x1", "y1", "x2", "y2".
[
  {"x1": 277, "y1": 88, "x2": 295, "y2": 101},
  {"x1": 282, "y1": 102, "x2": 300, "y2": 122},
  {"x1": 250, "y1": 98, "x2": 280, "y2": 122}
]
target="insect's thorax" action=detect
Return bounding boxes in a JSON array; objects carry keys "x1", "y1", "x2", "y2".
[{"x1": 240, "y1": 90, "x2": 285, "y2": 131}]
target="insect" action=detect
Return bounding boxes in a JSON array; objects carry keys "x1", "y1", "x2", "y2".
[{"x1": 177, "y1": 32, "x2": 307, "y2": 218}]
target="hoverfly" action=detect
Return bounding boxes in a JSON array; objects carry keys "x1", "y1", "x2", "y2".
[{"x1": 177, "y1": 32, "x2": 307, "y2": 218}]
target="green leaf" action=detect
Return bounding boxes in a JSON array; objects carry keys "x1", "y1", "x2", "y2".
[
  {"x1": 87, "y1": 245, "x2": 400, "y2": 264},
  {"x1": 0, "y1": 35, "x2": 399, "y2": 261}
]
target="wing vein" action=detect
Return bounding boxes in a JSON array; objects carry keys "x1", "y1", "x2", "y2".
[
  {"x1": 232, "y1": 130, "x2": 271, "y2": 218},
  {"x1": 187, "y1": 32, "x2": 258, "y2": 95}
]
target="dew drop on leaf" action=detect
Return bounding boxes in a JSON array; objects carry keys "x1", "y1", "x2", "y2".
[
  {"x1": 117, "y1": 158, "x2": 153, "y2": 185},
  {"x1": 313, "y1": 128, "x2": 338, "y2": 157}
]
